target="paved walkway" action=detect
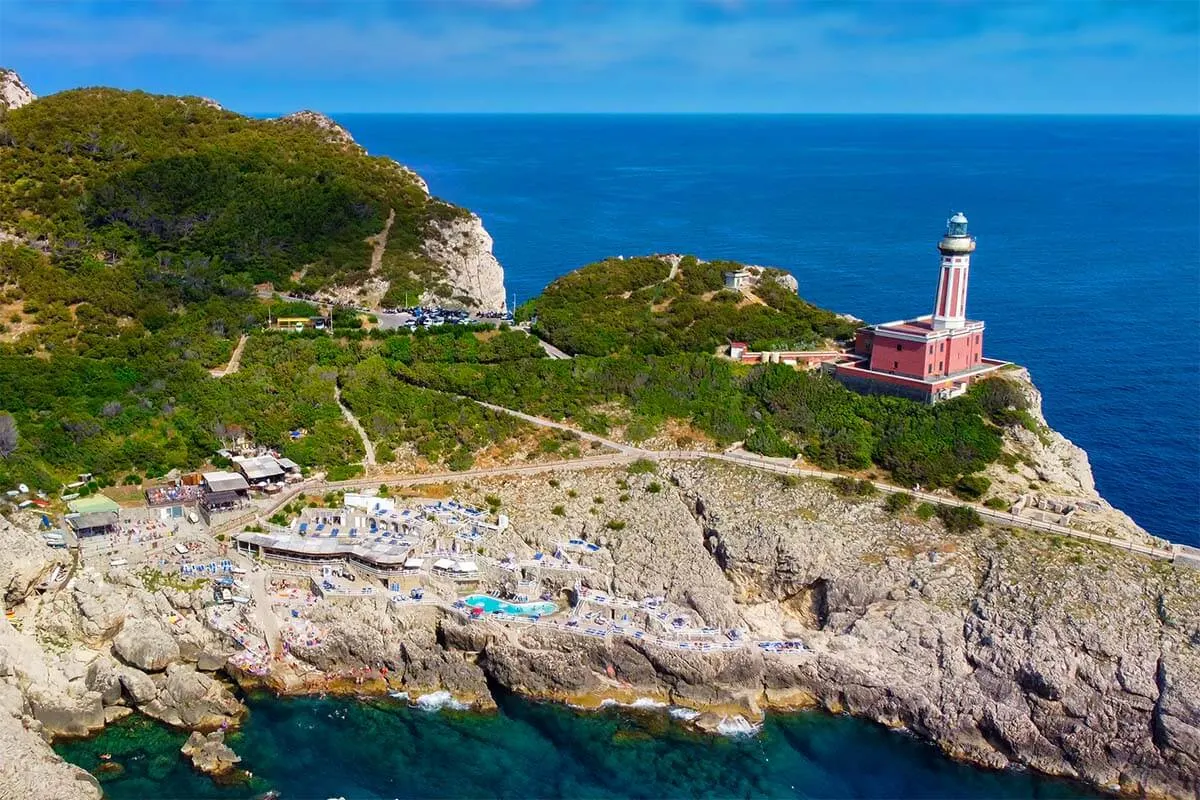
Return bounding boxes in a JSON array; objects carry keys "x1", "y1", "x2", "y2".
[{"x1": 249, "y1": 568, "x2": 281, "y2": 657}]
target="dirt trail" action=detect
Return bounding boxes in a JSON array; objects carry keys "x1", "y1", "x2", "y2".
[
  {"x1": 367, "y1": 208, "x2": 395, "y2": 274},
  {"x1": 210, "y1": 334, "x2": 249, "y2": 378},
  {"x1": 334, "y1": 383, "x2": 376, "y2": 466}
]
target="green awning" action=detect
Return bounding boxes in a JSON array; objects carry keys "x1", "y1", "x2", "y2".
[{"x1": 67, "y1": 494, "x2": 120, "y2": 514}]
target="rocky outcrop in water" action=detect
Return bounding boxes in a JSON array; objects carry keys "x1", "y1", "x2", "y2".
[{"x1": 181, "y1": 729, "x2": 241, "y2": 777}]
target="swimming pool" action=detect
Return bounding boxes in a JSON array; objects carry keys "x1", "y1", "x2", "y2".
[{"x1": 464, "y1": 595, "x2": 557, "y2": 617}]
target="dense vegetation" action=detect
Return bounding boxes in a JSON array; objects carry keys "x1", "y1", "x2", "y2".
[
  {"x1": 0, "y1": 322, "x2": 548, "y2": 491},
  {"x1": 0, "y1": 88, "x2": 467, "y2": 300},
  {"x1": 524, "y1": 255, "x2": 855, "y2": 356},
  {"x1": 399, "y1": 354, "x2": 1013, "y2": 488}
]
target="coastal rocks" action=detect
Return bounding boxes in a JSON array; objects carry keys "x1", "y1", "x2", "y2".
[
  {"x1": 985, "y1": 370, "x2": 1159, "y2": 546},
  {"x1": 140, "y1": 664, "x2": 242, "y2": 730},
  {"x1": 25, "y1": 687, "x2": 106, "y2": 737},
  {"x1": 180, "y1": 730, "x2": 242, "y2": 777},
  {"x1": 0, "y1": 68, "x2": 36, "y2": 111},
  {"x1": 428, "y1": 462, "x2": 1199, "y2": 798},
  {"x1": 422, "y1": 214, "x2": 507, "y2": 311},
  {"x1": 0, "y1": 511, "x2": 69, "y2": 604},
  {"x1": 0, "y1": 711, "x2": 101, "y2": 800},
  {"x1": 112, "y1": 621, "x2": 180, "y2": 672}
]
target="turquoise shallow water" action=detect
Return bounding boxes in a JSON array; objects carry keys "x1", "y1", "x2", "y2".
[
  {"x1": 57, "y1": 693, "x2": 1097, "y2": 799},
  {"x1": 463, "y1": 594, "x2": 558, "y2": 617}
]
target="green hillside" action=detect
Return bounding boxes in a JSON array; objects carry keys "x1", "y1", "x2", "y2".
[
  {"x1": 524, "y1": 254, "x2": 856, "y2": 356},
  {"x1": 0, "y1": 87, "x2": 464, "y2": 300}
]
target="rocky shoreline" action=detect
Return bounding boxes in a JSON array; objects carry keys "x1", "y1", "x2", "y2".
[{"x1": 2, "y1": 406, "x2": 1197, "y2": 799}]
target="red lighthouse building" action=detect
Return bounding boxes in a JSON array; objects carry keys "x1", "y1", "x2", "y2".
[{"x1": 833, "y1": 213, "x2": 1007, "y2": 403}]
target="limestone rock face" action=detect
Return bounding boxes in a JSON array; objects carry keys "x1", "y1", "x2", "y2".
[
  {"x1": 180, "y1": 730, "x2": 241, "y2": 776},
  {"x1": 0, "y1": 711, "x2": 100, "y2": 800},
  {"x1": 0, "y1": 512, "x2": 68, "y2": 605},
  {"x1": 422, "y1": 214, "x2": 507, "y2": 312},
  {"x1": 112, "y1": 621, "x2": 180, "y2": 672},
  {"x1": 0, "y1": 68, "x2": 35, "y2": 111},
  {"x1": 141, "y1": 663, "x2": 241, "y2": 730},
  {"x1": 984, "y1": 370, "x2": 1160, "y2": 545}
]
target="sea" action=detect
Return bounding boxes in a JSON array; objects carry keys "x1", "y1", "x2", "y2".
[
  {"x1": 57, "y1": 115, "x2": 1198, "y2": 798},
  {"x1": 59, "y1": 693, "x2": 1096, "y2": 800}
]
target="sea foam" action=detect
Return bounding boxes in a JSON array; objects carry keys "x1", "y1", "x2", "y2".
[{"x1": 413, "y1": 691, "x2": 468, "y2": 711}]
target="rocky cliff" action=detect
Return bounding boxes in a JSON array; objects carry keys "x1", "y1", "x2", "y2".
[
  {"x1": 421, "y1": 214, "x2": 508, "y2": 311},
  {"x1": 1, "y1": 457, "x2": 1196, "y2": 797},
  {"x1": 0, "y1": 68, "x2": 35, "y2": 111},
  {"x1": 985, "y1": 369, "x2": 1163, "y2": 546},
  {"x1": 276, "y1": 109, "x2": 504, "y2": 310}
]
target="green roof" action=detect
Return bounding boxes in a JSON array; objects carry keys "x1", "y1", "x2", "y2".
[{"x1": 67, "y1": 494, "x2": 120, "y2": 514}]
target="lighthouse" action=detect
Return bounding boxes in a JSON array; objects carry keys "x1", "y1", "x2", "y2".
[
  {"x1": 833, "y1": 212, "x2": 1008, "y2": 403},
  {"x1": 931, "y1": 212, "x2": 975, "y2": 331}
]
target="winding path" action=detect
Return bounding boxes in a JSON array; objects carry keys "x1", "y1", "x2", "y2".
[
  {"x1": 334, "y1": 383, "x2": 376, "y2": 466},
  {"x1": 214, "y1": 394, "x2": 1179, "y2": 563}
]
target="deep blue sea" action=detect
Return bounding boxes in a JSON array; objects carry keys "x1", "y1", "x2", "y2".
[{"x1": 337, "y1": 114, "x2": 1200, "y2": 545}]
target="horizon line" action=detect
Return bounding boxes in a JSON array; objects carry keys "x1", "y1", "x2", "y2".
[{"x1": 252, "y1": 110, "x2": 1200, "y2": 119}]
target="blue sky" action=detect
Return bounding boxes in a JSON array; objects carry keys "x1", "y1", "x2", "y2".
[{"x1": 2, "y1": 1, "x2": 1197, "y2": 114}]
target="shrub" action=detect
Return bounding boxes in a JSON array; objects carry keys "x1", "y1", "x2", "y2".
[
  {"x1": 646, "y1": 481, "x2": 662, "y2": 494},
  {"x1": 484, "y1": 494, "x2": 502, "y2": 508},
  {"x1": 567, "y1": 489, "x2": 578, "y2": 498},
  {"x1": 548, "y1": 479, "x2": 560, "y2": 488},
  {"x1": 618, "y1": 493, "x2": 630, "y2": 502},
  {"x1": 884, "y1": 492, "x2": 913, "y2": 513},
  {"x1": 122, "y1": 474, "x2": 142, "y2": 485},
  {"x1": 953, "y1": 474, "x2": 991, "y2": 501},
  {"x1": 378, "y1": 484, "x2": 390, "y2": 497},
  {"x1": 326, "y1": 464, "x2": 363, "y2": 482},
  {"x1": 605, "y1": 520, "x2": 626, "y2": 530},
  {"x1": 551, "y1": 505, "x2": 565, "y2": 516},
  {"x1": 627, "y1": 459, "x2": 657, "y2": 475},
  {"x1": 969, "y1": 378, "x2": 1031, "y2": 426},
  {"x1": 916, "y1": 502, "x2": 937, "y2": 521},
  {"x1": 832, "y1": 477, "x2": 877, "y2": 497},
  {"x1": 745, "y1": 423, "x2": 798, "y2": 459},
  {"x1": 593, "y1": 496, "x2": 604, "y2": 504},
  {"x1": 984, "y1": 496, "x2": 1009, "y2": 511},
  {"x1": 936, "y1": 504, "x2": 983, "y2": 532}
]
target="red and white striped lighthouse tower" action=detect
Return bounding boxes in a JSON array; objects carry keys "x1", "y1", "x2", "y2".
[{"x1": 931, "y1": 212, "x2": 975, "y2": 331}]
